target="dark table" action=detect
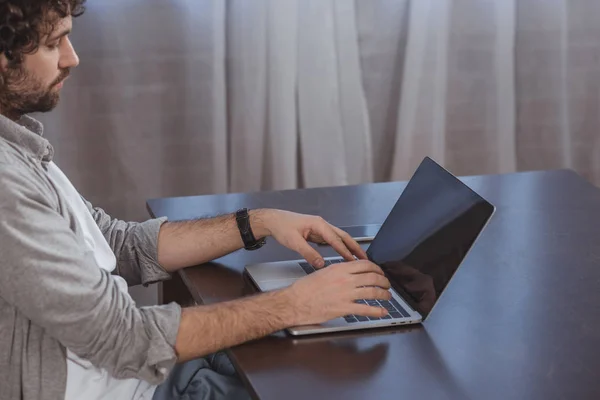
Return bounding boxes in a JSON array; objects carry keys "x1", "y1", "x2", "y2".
[{"x1": 147, "y1": 170, "x2": 600, "y2": 400}]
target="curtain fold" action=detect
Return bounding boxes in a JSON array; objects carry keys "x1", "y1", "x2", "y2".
[{"x1": 390, "y1": 0, "x2": 451, "y2": 180}]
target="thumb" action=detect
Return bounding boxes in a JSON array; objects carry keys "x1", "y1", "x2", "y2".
[{"x1": 293, "y1": 236, "x2": 325, "y2": 268}]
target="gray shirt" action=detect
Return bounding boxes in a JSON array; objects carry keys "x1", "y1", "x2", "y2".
[{"x1": 0, "y1": 115, "x2": 181, "y2": 400}]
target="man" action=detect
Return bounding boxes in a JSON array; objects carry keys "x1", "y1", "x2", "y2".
[{"x1": 0, "y1": 1, "x2": 392, "y2": 400}]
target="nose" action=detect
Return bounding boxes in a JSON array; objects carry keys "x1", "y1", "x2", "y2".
[{"x1": 59, "y1": 36, "x2": 79, "y2": 69}]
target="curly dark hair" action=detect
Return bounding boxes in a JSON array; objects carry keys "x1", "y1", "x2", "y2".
[{"x1": 0, "y1": 0, "x2": 86, "y2": 65}]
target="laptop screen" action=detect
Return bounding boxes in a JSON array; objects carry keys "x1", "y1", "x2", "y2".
[{"x1": 366, "y1": 157, "x2": 495, "y2": 319}]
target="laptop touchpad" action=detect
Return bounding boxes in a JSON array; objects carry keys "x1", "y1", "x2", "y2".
[
  {"x1": 250, "y1": 262, "x2": 307, "y2": 281},
  {"x1": 259, "y1": 278, "x2": 300, "y2": 291}
]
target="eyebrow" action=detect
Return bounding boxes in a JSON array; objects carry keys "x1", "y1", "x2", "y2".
[{"x1": 47, "y1": 28, "x2": 71, "y2": 42}]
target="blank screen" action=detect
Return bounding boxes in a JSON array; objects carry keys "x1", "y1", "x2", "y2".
[{"x1": 366, "y1": 157, "x2": 494, "y2": 319}]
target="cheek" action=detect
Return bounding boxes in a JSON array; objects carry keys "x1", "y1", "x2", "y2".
[{"x1": 22, "y1": 50, "x2": 59, "y2": 85}]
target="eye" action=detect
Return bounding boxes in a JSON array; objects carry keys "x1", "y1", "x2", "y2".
[{"x1": 46, "y1": 36, "x2": 63, "y2": 50}]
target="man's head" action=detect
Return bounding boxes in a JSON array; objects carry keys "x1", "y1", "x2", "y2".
[{"x1": 0, "y1": 0, "x2": 85, "y2": 120}]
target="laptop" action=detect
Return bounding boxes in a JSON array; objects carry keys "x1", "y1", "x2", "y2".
[{"x1": 245, "y1": 157, "x2": 496, "y2": 335}]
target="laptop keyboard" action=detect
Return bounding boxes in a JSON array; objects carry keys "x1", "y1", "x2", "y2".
[{"x1": 298, "y1": 259, "x2": 411, "y2": 323}]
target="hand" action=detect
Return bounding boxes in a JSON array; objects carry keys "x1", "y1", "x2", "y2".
[
  {"x1": 283, "y1": 260, "x2": 392, "y2": 326},
  {"x1": 254, "y1": 209, "x2": 367, "y2": 268}
]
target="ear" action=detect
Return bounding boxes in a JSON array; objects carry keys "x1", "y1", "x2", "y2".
[{"x1": 0, "y1": 53, "x2": 7, "y2": 71}]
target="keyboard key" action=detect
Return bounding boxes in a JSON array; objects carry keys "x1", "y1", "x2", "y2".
[
  {"x1": 355, "y1": 299, "x2": 367, "y2": 304},
  {"x1": 298, "y1": 262, "x2": 315, "y2": 275},
  {"x1": 356, "y1": 316, "x2": 369, "y2": 322},
  {"x1": 366, "y1": 300, "x2": 379, "y2": 306},
  {"x1": 368, "y1": 316, "x2": 381, "y2": 321},
  {"x1": 389, "y1": 312, "x2": 403, "y2": 319},
  {"x1": 330, "y1": 259, "x2": 344, "y2": 264},
  {"x1": 390, "y1": 298, "x2": 410, "y2": 317},
  {"x1": 380, "y1": 302, "x2": 397, "y2": 313},
  {"x1": 344, "y1": 315, "x2": 358, "y2": 323},
  {"x1": 381, "y1": 314, "x2": 392, "y2": 320}
]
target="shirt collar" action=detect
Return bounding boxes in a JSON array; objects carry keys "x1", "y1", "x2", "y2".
[{"x1": 0, "y1": 114, "x2": 54, "y2": 162}]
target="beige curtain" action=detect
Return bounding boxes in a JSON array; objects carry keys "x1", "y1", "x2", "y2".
[
  {"x1": 35, "y1": 0, "x2": 600, "y2": 302},
  {"x1": 37, "y1": 0, "x2": 600, "y2": 222}
]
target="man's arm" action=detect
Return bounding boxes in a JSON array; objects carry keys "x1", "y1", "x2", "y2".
[
  {"x1": 175, "y1": 290, "x2": 291, "y2": 361},
  {"x1": 1, "y1": 164, "x2": 390, "y2": 373},
  {"x1": 88, "y1": 202, "x2": 367, "y2": 283},
  {"x1": 157, "y1": 209, "x2": 369, "y2": 273},
  {"x1": 156, "y1": 211, "x2": 268, "y2": 272},
  {"x1": 173, "y1": 261, "x2": 392, "y2": 362}
]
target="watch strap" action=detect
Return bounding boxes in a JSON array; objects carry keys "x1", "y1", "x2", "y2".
[{"x1": 235, "y1": 208, "x2": 265, "y2": 251}]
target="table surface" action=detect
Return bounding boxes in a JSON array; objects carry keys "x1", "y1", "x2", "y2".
[{"x1": 147, "y1": 169, "x2": 600, "y2": 400}]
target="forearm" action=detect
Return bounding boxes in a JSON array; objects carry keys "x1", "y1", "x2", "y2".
[
  {"x1": 157, "y1": 210, "x2": 271, "y2": 272},
  {"x1": 175, "y1": 288, "x2": 295, "y2": 362}
]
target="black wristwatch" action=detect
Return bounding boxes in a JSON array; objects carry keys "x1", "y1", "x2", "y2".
[{"x1": 235, "y1": 208, "x2": 266, "y2": 251}]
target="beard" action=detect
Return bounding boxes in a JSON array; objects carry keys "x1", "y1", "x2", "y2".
[{"x1": 0, "y1": 65, "x2": 69, "y2": 119}]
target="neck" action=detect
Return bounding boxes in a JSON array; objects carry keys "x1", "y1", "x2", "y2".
[{"x1": 0, "y1": 108, "x2": 21, "y2": 121}]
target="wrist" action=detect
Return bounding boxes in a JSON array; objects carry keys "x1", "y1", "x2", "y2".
[
  {"x1": 275, "y1": 286, "x2": 300, "y2": 327},
  {"x1": 248, "y1": 209, "x2": 275, "y2": 239}
]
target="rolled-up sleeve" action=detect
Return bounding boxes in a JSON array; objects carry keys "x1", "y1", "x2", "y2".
[
  {"x1": 81, "y1": 198, "x2": 171, "y2": 287},
  {"x1": 0, "y1": 165, "x2": 181, "y2": 383}
]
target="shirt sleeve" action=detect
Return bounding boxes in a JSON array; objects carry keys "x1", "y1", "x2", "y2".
[
  {"x1": 81, "y1": 198, "x2": 172, "y2": 287},
  {"x1": 0, "y1": 162, "x2": 181, "y2": 384}
]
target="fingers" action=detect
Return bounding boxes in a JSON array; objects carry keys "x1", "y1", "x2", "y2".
[
  {"x1": 349, "y1": 304, "x2": 388, "y2": 318},
  {"x1": 354, "y1": 286, "x2": 392, "y2": 302},
  {"x1": 294, "y1": 235, "x2": 326, "y2": 268},
  {"x1": 307, "y1": 217, "x2": 367, "y2": 261},
  {"x1": 346, "y1": 260, "x2": 385, "y2": 275},
  {"x1": 318, "y1": 227, "x2": 355, "y2": 261},
  {"x1": 353, "y1": 272, "x2": 391, "y2": 290},
  {"x1": 332, "y1": 226, "x2": 368, "y2": 260}
]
